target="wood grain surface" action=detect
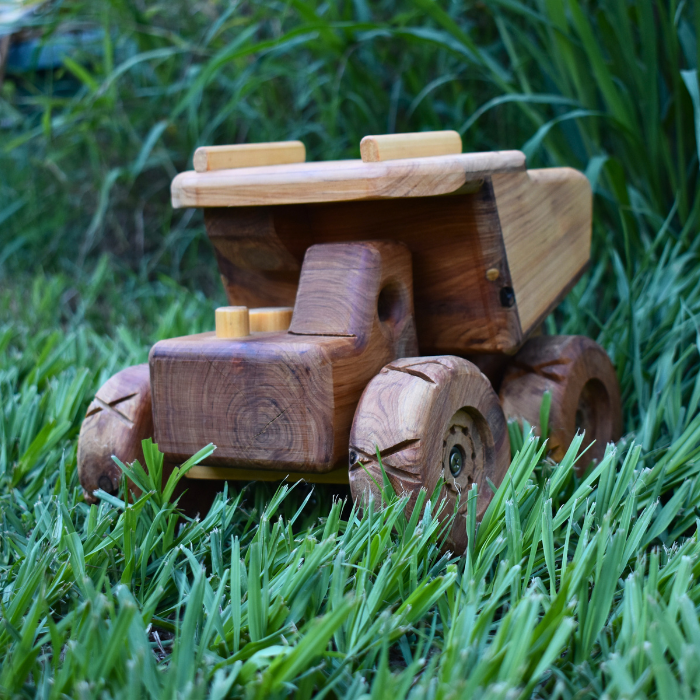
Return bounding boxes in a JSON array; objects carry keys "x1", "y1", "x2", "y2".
[
  {"x1": 360, "y1": 130, "x2": 462, "y2": 162},
  {"x1": 349, "y1": 355, "x2": 510, "y2": 554},
  {"x1": 174, "y1": 155, "x2": 594, "y2": 384},
  {"x1": 205, "y1": 207, "x2": 306, "y2": 310},
  {"x1": 171, "y1": 151, "x2": 526, "y2": 208},
  {"x1": 204, "y1": 186, "x2": 523, "y2": 354},
  {"x1": 492, "y1": 168, "x2": 592, "y2": 336},
  {"x1": 77, "y1": 364, "x2": 153, "y2": 502},
  {"x1": 198, "y1": 162, "x2": 590, "y2": 355},
  {"x1": 499, "y1": 335, "x2": 622, "y2": 472},
  {"x1": 151, "y1": 241, "x2": 418, "y2": 472}
]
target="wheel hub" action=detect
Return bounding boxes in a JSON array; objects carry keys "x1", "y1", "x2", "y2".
[
  {"x1": 442, "y1": 408, "x2": 485, "y2": 498},
  {"x1": 449, "y1": 445, "x2": 465, "y2": 476}
]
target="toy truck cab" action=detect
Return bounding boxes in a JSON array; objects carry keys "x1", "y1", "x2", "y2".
[{"x1": 78, "y1": 131, "x2": 621, "y2": 553}]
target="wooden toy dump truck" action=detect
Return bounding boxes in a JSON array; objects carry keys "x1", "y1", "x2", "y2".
[{"x1": 78, "y1": 130, "x2": 621, "y2": 552}]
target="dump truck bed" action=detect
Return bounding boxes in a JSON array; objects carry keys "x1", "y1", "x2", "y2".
[{"x1": 171, "y1": 149, "x2": 591, "y2": 354}]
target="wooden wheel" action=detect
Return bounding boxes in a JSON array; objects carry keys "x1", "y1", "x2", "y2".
[
  {"x1": 349, "y1": 356, "x2": 510, "y2": 554},
  {"x1": 499, "y1": 335, "x2": 621, "y2": 471},
  {"x1": 77, "y1": 364, "x2": 153, "y2": 502}
]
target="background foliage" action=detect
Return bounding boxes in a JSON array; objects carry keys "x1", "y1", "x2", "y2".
[{"x1": 2, "y1": 0, "x2": 700, "y2": 697}]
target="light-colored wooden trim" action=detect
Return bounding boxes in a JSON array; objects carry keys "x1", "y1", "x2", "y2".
[
  {"x1": 193, "y1": 141, "x2": 306, "y2": 173},
  {"x1": 249, "y1": 307, "x2": 293, "y2": 332},
  {"x1": 185, "y1": 464, "x2": 349, "y2": 483},
  {"x1": 171, "y1": 151, "x2": 526, "y2": 208},
  {"x1": 360, "y1": 131, "x2": 462, "y2": 162},
  {"x1": 215, "y1": 306, "x2": 249, "y2": 338},
  {"x1": 491, "y1": 168, "x2": 591, "y2": 336}
]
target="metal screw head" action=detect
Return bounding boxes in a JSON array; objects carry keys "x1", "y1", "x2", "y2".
[
  {"x1": 500, "y1": 286, "x2": 516, "y2": 308},
  {"x1": 449, "y1": 445, "x2": 464, "y2": 476}
]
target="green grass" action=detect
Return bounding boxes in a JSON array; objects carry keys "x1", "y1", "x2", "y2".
[{"x1": 2, "y1": 0, "x2": 700, "y2": 696}]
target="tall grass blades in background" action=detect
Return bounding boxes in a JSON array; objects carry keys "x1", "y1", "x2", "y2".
[
  {"x1": 3, "y1": 0, "x2": 700, "y2": 697},
  {"x1": 2, "y1": 0, "x2": 699, "y2": 274}
]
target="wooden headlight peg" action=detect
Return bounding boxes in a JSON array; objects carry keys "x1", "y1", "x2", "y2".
[
  {"x1": 360, "y1": 130, "x2": 462, "y2": 162},
  {"x1": 249, "y1": 307, "x2": 294, "y2": 332},
  {"x1": 215, "y1": 306, "x2": 249, "y2": 338},
  {"x1": 193, "y1": 141, "x2": 306, "y2": 172}
]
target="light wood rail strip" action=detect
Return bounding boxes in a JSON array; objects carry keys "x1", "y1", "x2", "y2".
[
  {"x1": 185, "y1": 465, "x2": 349, "y2": 483},
  {"x1": 193, "y1": 141, "x2": 306, "y2": 172},
  {"x1": 360, "y1": 130, "x2": 462, "y2": 162}
]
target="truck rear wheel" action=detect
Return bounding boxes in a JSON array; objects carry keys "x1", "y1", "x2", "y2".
[
  {"x1": 499, "y1": 335, "x2": 621, "y2": 472},
  {"x1": 349, "y1": 356, "x2": 510, "y2": 554},
  {"x1": 78, "y1": 364, "x2": 153, "y2": 502}
]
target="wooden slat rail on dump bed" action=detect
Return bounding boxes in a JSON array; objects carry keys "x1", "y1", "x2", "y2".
[{"x1": 171, "y1": 150, "x2": 527, "y2": 208}]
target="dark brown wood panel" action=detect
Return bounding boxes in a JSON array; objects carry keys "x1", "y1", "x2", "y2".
[
  {"x1": 205, "y1": 185, "x2": 523, "y2": 355},
  {"x1": 297, "y1": 185, "x2": 521, "y2": 354},
  {"x1": 205, "y1": 207, "x2": 307, "y2": 309}
]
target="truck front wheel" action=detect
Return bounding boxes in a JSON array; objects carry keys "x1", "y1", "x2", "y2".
[{"x1": 349, "y1": 356, "x2": 510, "y2": 554}]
